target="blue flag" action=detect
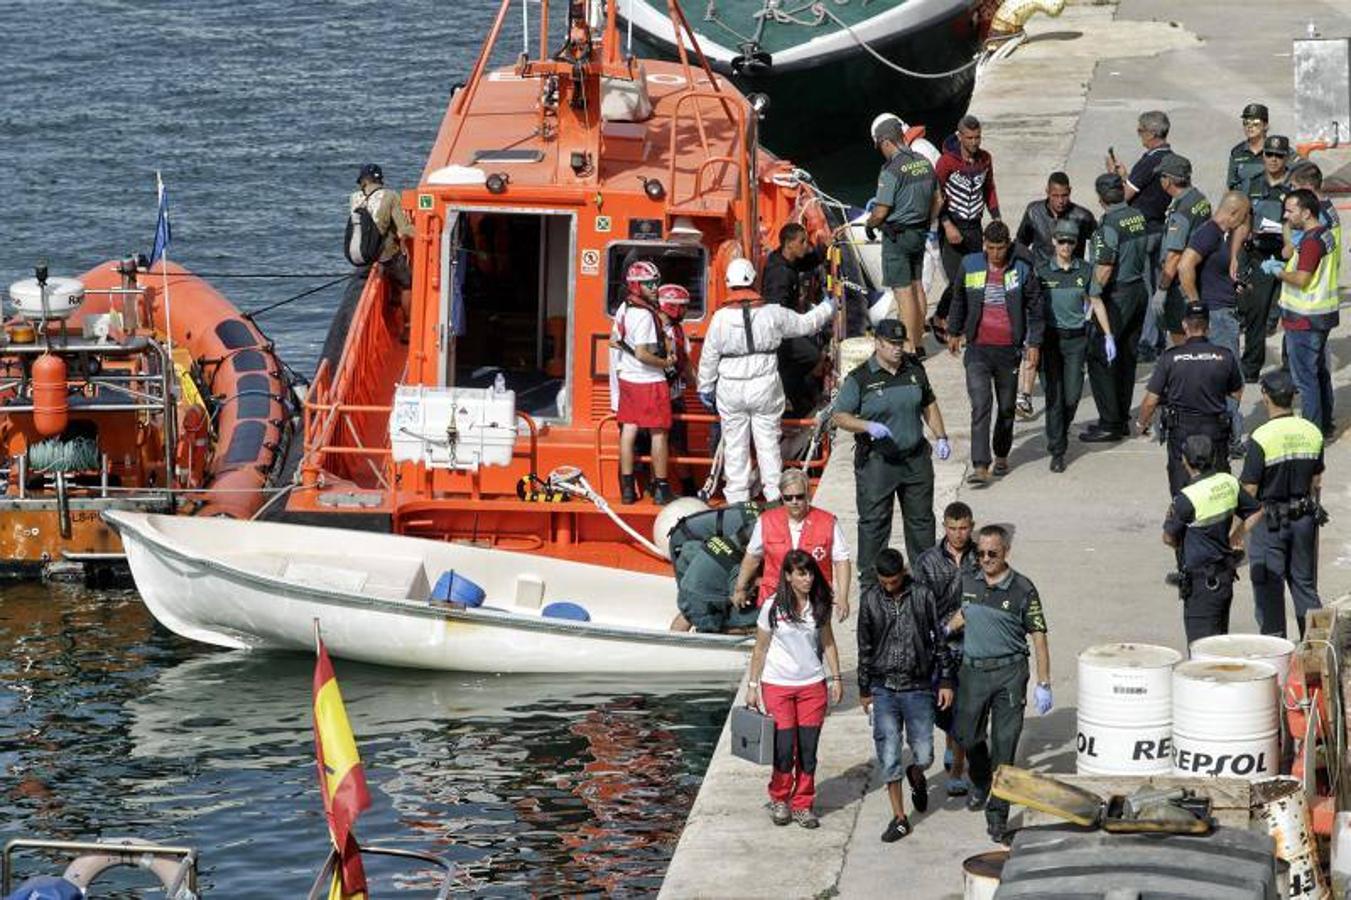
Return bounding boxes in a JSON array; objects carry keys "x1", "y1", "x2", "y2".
[{"x1": 149, "y1": 173, "x2": 172, "y2": 265}]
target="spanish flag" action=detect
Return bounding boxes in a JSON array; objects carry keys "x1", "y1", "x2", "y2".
[{"x1": 313, "y1": 637, "x2": 372, "y2": 899}]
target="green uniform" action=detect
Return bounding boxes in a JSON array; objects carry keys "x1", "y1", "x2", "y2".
[
  {"x1": 1086, "y1": 203, "x2": 1150, "y2": 434},
  {"x1": 1037, "y1": 258, "x2": 1094, "y2": 458},
  {"x1": 835, "y1": 353, "x2": 937, "y2": 584},
  {"x1": 674, "y1": 534, "x2": 759, "y2": 632},
  {"x1": 1239, "y1": 172, "x2": 1289, "y2": 378},
  {"x1": 1227, "y1": 140, "x2": 1264, "y2": 191},
  {"x1": 1160, "y1": 187, "x2": 1212, "y2": 332},
  {"x1": 954, "y1": 567, "x2": 1046, "y2": 830},
  {"x1": 666, "y1": 501, "x2": 764, "y2": 561},
  {"x1": 873, "y1": 147, "x2": 938, "y2": 287}
]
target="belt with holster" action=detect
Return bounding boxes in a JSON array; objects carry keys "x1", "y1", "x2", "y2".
[
  {"x1": 964, "y1": 652, "x2": 1028, "y2": 671},
  {"x1": 1264, "y1": 496, "x2": 1329, "y2": 529}
]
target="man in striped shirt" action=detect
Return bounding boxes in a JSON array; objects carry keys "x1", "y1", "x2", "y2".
[{"x1": 934, "y1": 116, "x2": 1001, "y2": 337}]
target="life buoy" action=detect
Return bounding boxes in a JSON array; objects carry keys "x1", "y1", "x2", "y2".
[{"x1": 61, "y1": 843, "x2": 197, "y2": 899}]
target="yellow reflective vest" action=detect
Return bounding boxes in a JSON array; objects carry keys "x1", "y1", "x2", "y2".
[{"x1": 1280, "y1": 227, "x2": 1339, "y2": 329}]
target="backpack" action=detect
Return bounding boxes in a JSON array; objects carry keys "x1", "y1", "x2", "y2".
[{"x1": 344, "y1": 190, "x2": 386, "y2": 266}]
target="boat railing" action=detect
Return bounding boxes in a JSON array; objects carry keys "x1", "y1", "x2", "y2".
[
  {"x1": 592, "y1": 411, "x2": 829, "y2": 496},
  {"x1": 2, "y1": 837, "x2": 197, "y2": 897},
  {"x1": 306, "y1": 844, "x2": 453, "y2": 900},
  {"x1": 666, "y1": 90, "x2": 749, "y2": 221}
]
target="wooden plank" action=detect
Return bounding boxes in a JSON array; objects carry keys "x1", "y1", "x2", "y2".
[{"x1": 1017, "y1": 775, "x2": 1251, "y2": 829}]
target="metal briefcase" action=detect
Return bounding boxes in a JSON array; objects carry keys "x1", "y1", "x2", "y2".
[{"x1": 730, "y1": 705, "x2": 775, "y2": 765}]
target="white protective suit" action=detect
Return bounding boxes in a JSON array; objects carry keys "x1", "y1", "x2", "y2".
[{"x1": 697, "y1": 297, "x2": 834, "y2": 501}]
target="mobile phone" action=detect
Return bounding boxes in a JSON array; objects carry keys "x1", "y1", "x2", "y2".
[{"x1": 1108, "y1": 146, "x2": 1116, "y2": 164}]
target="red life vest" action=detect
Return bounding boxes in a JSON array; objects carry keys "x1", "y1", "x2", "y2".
[{"x1": 757, "y1": 505, "x2": 836, "y2": 605}]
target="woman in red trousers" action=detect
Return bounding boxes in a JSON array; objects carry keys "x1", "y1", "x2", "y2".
[{"x1": 746, "y1": 549, "x2": 844, "y2": 828}]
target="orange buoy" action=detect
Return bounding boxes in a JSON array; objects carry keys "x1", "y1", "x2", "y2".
[
  {"x1": 175, "y1": 402, "x2": 209, "y2": 486},
  {"x1": 32, "y1": 353, "x2": 68, "y2": 437}
]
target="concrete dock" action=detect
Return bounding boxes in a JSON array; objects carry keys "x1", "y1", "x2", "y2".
[{"x1": 661, "y1": 1, "x2": 1351, "y2": 896}]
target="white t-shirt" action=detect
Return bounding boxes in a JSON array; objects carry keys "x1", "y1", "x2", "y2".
[
  {"x1": 757, "y1": 600, "x2": 826, "y2": 686},
  {"x1": 615, "y1": 304, "x2": 668, "y2": 384},
  {"x1": 746, "y1": 517, "x2": 850, "y2": 561}
]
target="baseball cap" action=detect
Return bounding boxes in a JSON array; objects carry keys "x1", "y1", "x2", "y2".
[
  {"x1": 1157, "y1": 153, "x2": 1192, "y2": 180},
  {"x1": 1183, "y1": 301, "x2": 1209, "y2": 321},
  {"x1": 1095, "y1": 172, "x2": 1124, "y2": 195},
  {"x1": 357, "y1": 163, "x2": 384, "y2": 184},
  {"x1": 875, "y1": 319, "x2": 907, "y2": 342},
  {"x1": 1259, "y1": 368, "x2": 1296, "y2": 401},
  {"x1": 1263, "y1": 135, "x2": 1291, "y2": 156},
  {"x1": 1052, "y1": 218, "x2": 1080, "y2": 241},
  {"x1": 1241, "y1": 103, "x2": 1269, "y2": 122}
]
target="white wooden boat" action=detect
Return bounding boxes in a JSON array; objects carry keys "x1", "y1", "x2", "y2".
[{"x1": 104, "y1": 512, "x2": 752, "y2": 674}]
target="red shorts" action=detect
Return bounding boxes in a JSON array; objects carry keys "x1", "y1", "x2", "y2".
[{"x1": 617, "y1": 379, "x2": 672, "y2": 430}]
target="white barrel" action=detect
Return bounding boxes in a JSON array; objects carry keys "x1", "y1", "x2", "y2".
[
  {"x1": 1076, "y1": 643, "x2": 1180, "y2": 775},
  {"x1": 1172, "y1": 660, "x2": 1279, "y2": 780},
  {"x1": 837, "y1": 336, "x2": 874, "y2": 379},
  {"x1": 962, "y1": 850, "x2": 1006, "y2": 900},
  {"x1": 1191, "y1": 633, "x2": 1296, "y2": 688},
  {"x1": 1252, "y1": 777, "x2": 1329, "y2": 899}
]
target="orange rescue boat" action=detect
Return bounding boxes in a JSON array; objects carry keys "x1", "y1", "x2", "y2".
[
  {"x1": 0, "y1": 258, "x2": 292, "y2": 579},
  {"x1": 284, "y1": 0, "x2": 868, "y2": 574}
]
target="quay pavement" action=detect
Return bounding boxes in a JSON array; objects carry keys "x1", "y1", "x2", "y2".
[{"x1": 661, "y1": 1, "x2": 1351, "y2": 897}]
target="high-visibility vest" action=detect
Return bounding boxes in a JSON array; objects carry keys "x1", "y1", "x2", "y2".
[
  {"x1": 757, "y1": 506, "x2": 836, "y2": 605},
  {"x1": 1181, "y1": 471, "x2": 1241, "y2": 527},
  {"x1": 1251, "y1": 415, "x2": 1324, "y2": 466},
  {"x1": 1280, "y1": 227, "x2": 1339, "y2": 329}
]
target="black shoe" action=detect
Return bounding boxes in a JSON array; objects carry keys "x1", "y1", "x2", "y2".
[
  {"x1": 1229, "y1": 440, "x2": 1246, "y2": 460},
  {"x1": 1244, "y1": 374, "x2": 1260, "y2": 385},
  {"x1": 881, "y1": 815, "x2": 912, "y2": 843},
  {"x1": 1136, "y1": 344, "x2": 1158, "y2": 364},
  {"x1": 906, "y1": 765, "x2": 929, "y2": 814},
  {"x1": 1266, "y1": 320, "x2": 1280, "y2": 337},
  {"x1": 987, "y1": 820, "x2": 1010, "y2": 844},
  {"x1": 1078, "y1": 426, "x2": 1123, "y2": 443},
  {"x1": 1049, "y1": 455, "x2": 1066, "y2": 473},
  {"x1": 650, "y1": 478, "x2": 674, "y2": 506},
  {"x1": 966, "y1": 788, "x2": 988, "y2": 812},
  {"x1": 620, "y1": 474, "x2": 638, "y2": 505}
]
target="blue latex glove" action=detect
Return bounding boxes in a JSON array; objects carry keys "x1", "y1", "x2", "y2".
[
  {"x1": 864, "y1": 421, "x2": 892, "y2": 441},
  {"x1": 1104, "y1": 333, "x2": 1117, "y2": 365},
  {"x1": 698, "y1": 391, "x2": 716, "y2": 412},
  {"x1": 865, "y1": 198, "x2": 878, "y2": 214},
  {"x1": 1034, "y1": 683, "x2": 1053, "y2": 715},
  {"x1": 935, "y1": 437, "x2": 951, "y2": 460},
  {"x1": 925, "y1": 229, "x2": 940, "y2": 250},
  {"x1": 1260, "y1": 258, "x2": 1285, "y2": 276}
]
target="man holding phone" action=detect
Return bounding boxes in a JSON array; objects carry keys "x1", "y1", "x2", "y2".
[{"x1": 1107, "y1": 111, "x2": 1174, "y2": 361}]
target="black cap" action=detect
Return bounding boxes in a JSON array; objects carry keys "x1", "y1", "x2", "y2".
[
  {"x1": 1183, "y1": 301, "x2": 1209, "y2": 321},
  {"x1": 1263, "y1": 135, "x2": 1291, "y2": 156},
  {"x1": 1259, "y1": 368, "x2": 1297, "y2": 402},
  {"x1": 1157, "y1": 153, "x2": 1192, "y2": 179},
  {"x1": 875, "y1": 319, "x2": 907, "y2": 342},
  {"x1": 357, "y1": 163, "x2": 384, "y2": 184},
  {"x1": 1095, "y1": 172, "x2": 1124, "y2": 196},
  {"x1": 1183, "y1": 434, "x2": 1215, "y2": 470},
  {"x1": 1241, "y1": 103, "x2": 1269, "y2": 122}
]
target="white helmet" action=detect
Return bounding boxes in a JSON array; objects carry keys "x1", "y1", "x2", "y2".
[
  {"x1": 725, "y1": 257, "x2": 757, "y2": 289},
  {"x1": 870, "y1": 112, "x2": 904, "y2": 145}
]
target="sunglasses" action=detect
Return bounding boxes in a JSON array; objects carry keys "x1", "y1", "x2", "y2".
[
  {"x1": 1053, "y1": 237, "x2": 1076, "y2": 245},
  {"x1": 782, "y1": 493, "x2": 807, "y2": 502},
  {"x1": 1264, "y1": 151, "x2": 1286, "y2": 158},
  {"x1": 976, "y1": 549, "x2": 1003, "y2": 559}
]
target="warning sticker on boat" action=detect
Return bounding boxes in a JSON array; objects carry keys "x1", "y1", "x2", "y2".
[
  {"x1": 580, "y1": 249, "x2": 600, "y2": 275},
  {"x1": 418, "y1": 193, "x2": 434, "y2": 210},
  {"x1": 595, "y1": 215, "x2": 612, "y2": 233}
]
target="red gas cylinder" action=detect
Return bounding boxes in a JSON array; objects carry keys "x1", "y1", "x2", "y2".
[
  {"x1": 176, "y1": 402, "x2": 209, "y2": 486},
  {"x1": 31, "y1": 353, "x2": 68, "y2": 437}
]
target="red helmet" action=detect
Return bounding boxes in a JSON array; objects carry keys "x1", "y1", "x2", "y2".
[
  {"x1": 657, "y1": 283, "x2": 690, "y2": 319},
  {"x1": 625, "y1": 260, "x2": 661, "y2": 295}
]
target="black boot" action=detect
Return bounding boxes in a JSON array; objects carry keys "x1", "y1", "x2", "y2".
[
  {"x1": 650, "y1": 478, "x2": 674, "y2": 506},
  {"x1": 620, "y1": 474, "x2": 638, "y2": 505}
]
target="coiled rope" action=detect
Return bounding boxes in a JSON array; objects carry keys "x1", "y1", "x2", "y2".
[{"x1": 28, "y1": 437, "x2": 100, "y2": 473}]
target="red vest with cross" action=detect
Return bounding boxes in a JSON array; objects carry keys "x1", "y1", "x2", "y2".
[{"x1": 757, "y1": 505, "x2": 836, "y2": 605}]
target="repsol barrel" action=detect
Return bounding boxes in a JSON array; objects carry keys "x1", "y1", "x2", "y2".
[
  {"x1": 1076, "y1": 643, "x2": 1180, "y2": 775},
  {"x1": 962, "y1": 850, "x2": 1006, "y2": 900},
  {"x1": 1190, "y1": 633, "x2": 1295, "y2": 689},
  {"x1": 1172, "y1": 660, "x2": 1279, "y2": 780}
]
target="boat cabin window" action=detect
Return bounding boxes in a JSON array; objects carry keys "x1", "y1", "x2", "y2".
[
  {"x1": 450, "y1": 210, "x2": 574, "y2": 422},
  {"x1": 605, "y1": 242, "x2": 707, "y2": 320}
]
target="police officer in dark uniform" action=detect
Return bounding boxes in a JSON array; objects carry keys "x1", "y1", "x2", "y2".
[
  {"x1": 946, "y1": 524, "x2": 1051, "y2": 843},
  {"x1": 1153, "y1": 154, "x2": 1211, "y2": 344},
  {"x1": 1236, "y1": 135, "x2": 1292, "y2": 380},
  {"x1": 1081, "y1": 173, "x2": 1150, "y2": 443},
  {"x1": 1163, "y1": 434, "x2": 1262, "y2": 643},
  {"x1": 833, "y1": 320, "x2": 951, "y2": 585},
  {"x1": 1136, "y1": 303, "x2": 1245, "y2": 495},
  {"x1": 1241, "y1": 370, "x2": 1327, "y2": 638},
  {"x1": 1228, "y1": 103, "x2": 1269, "y2": 191}
]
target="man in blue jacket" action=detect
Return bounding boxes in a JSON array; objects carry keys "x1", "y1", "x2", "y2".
[{"x1": 947, "y1": 222, "x2": 1044, "y2": 485}]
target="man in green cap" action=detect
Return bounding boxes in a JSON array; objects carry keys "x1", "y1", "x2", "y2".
[
  {"x1": 1037, "y1": 218, "x2": 1114, "y2": 472},
  {"x1": 1153, "y1": 153, "x2": 1211, "y2": 346},
  {"x1": 1228, "y1": 103, "x2": 1269, "y2": 191},
  {"x1": 1235, "y1": 134, "x2": 1292, "y2": 380},
  {"x1": 833, "y1": 319, "x2": 951, "y2": 584},
  {"x1": 1081, "y1": 172, "x2": 1150, "y2": 443}
]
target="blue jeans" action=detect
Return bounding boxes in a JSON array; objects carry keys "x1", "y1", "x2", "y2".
[
  {"x1": 1285, "y1": 328, "x2": 1334, "y2": 433},
  {"x1": 1210, "y1": 308, "x2": 1244, "y2": 439},
  {"x1": 871, "y1": 686, "x2": 936, "y2": 784}
]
